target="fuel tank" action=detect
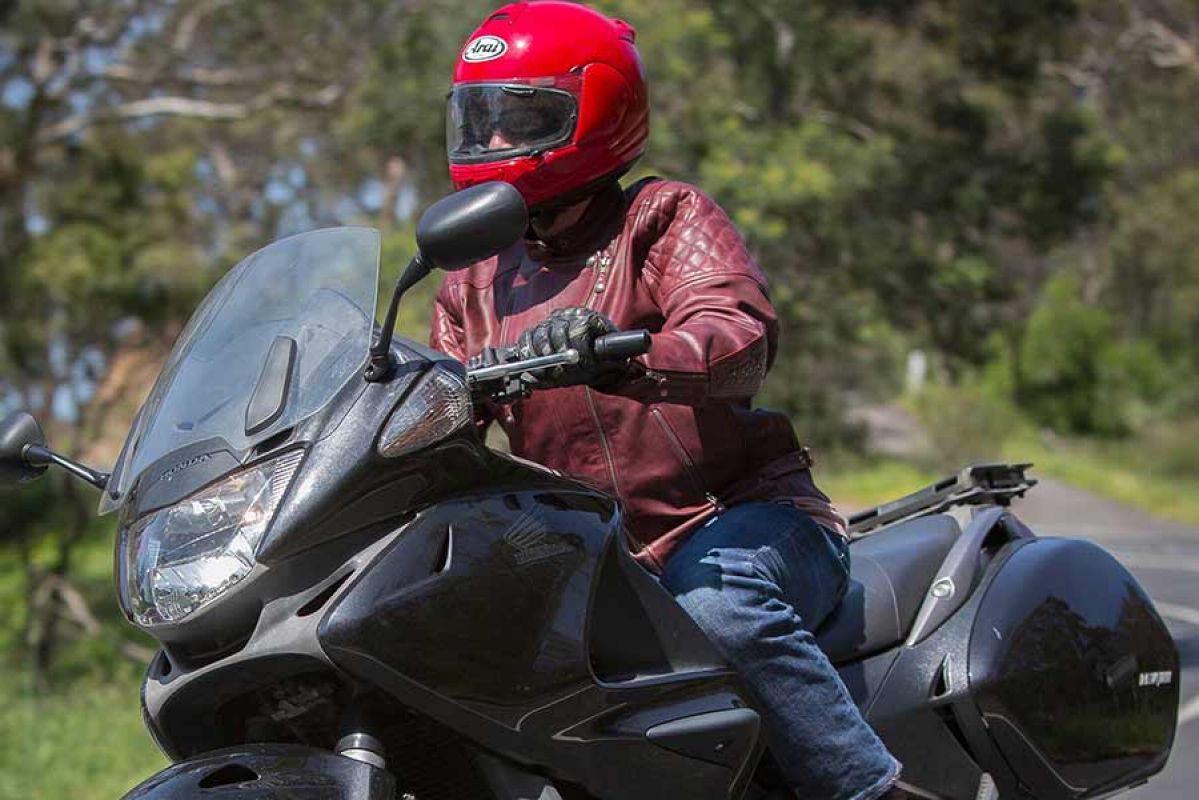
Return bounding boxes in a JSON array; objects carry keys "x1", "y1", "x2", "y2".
[{"x1": 968, "y1": 538, "x2": 1179, "y2": 798}]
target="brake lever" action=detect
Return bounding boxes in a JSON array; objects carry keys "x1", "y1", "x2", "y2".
[
  {"x1": 463, "y1": 330, "x2": 651, "y2": 405},
  {"x1": 466, "y1": 350, "x2": 580, "y2": 384},
  {"x1": 466, "y1": 350, "x2": 581, "y2": 404}
]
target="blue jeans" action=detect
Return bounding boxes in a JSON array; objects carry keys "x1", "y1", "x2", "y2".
[{"x1": 660, "y1": 502, "x2": 901, "y2": 800}]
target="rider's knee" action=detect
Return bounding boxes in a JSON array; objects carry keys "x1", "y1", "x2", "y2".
[{"x1": 669, "y1": 578, "x2": 774, "y2": 654}]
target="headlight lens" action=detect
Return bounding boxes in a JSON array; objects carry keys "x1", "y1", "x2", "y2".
[
  {"x1": 120, "y1": 450, "x2": 303, "y2": 626},
  {"x1": 378, "y1": 366, "x2": 472, "y2": 458}
]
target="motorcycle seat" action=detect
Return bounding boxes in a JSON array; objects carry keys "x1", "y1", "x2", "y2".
[{"x1": 815, "y1": 514, "x2": 960, "y2": 664}]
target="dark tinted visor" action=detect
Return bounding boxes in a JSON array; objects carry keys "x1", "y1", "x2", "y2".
[{"x1": 447, "y1": 83, "x2": 578, "y2": 164}]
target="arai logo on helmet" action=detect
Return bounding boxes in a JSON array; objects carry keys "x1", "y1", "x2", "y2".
[{"x1": 463, "y1": 36, "x2": 509, "y2": 63}]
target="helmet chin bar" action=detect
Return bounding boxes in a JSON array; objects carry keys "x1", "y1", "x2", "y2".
[
  {"x1": 528, "y1": 165, "x2": 635, "y2": 217},
  {"x1": 528, "y1": 204, "x2": 566, "y2": 231}
]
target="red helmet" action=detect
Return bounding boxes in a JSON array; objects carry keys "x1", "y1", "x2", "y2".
[{"x1": 447, "y1": 1, "x2": 649, "y2": 210}]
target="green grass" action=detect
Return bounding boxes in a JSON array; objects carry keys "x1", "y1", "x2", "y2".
[
  {"x1": 901, "y1": 381, "x2": 1199, "y2": 528},
  {"x1": 0, "y1": 526, "x2": 164, "y2": 799},
  {"x1": 818, "y1": 457, "x2": 939, "y2": 513},
  {"x1": 1003, "y1": 429, "x2": 1199, "y2": 527},
  {"x1": 818, "y1": 434, "x2": 1199, "y2": 528},
  {"x1": 0, "y1": 673, "x2": 165, "y2": 800},
  {"x1": 817, "y1": 415, "x2": 1199, "y2": 528}
]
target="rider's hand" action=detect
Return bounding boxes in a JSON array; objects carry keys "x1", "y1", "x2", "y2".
[
  {"x1": 513, "y1": 307, "x2": 618, "y2": 387},
  {"x1": 514, "y1": 307, "x2": 616, "y2": 367}
]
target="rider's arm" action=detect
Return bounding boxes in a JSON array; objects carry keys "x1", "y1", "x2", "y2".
[{"x1": 614, "y1": 185, "x2": 779, "y2": 406}]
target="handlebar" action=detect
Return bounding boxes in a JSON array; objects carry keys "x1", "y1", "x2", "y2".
[
  {"x1": 467, "y1": 349, "x2": 580, "y2": 384},
  {"x1": 466, "y1": 328, "x2": 652, "y2": 404},
  {"x1": 593, "y1": 330, "x2": 652, "y2": 361}
]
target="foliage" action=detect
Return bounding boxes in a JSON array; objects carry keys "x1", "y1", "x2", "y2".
[
  {"x1": 589, "y1": 0, "x2": 1120, "y2": 432},
  {"x1": 1002, "y1": 425, "x2": 1199, "y2": 527},
  {"x1": 0, "y1": 526, "x2": 160, "y2": 800},
  {"x1": 0, "y1": 0, "x2": 413, "y2": 685},
  {"x1": 818, "y1": 457, "x2": 938, "y2": 513},
  {"x1": 912, "y1": 379, "x2": 1022, "y2": 471},
  {"x1": 0, "y1": 674, "x2": 164, "y2": 800},
  {"x1": 1016, "y1": 275, "x2": 1168, "y2": 434}
]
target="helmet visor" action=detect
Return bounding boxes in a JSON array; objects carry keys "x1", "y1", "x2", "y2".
[{"x1": 447, "y1": 83, "x2": 578, "y2": 164}]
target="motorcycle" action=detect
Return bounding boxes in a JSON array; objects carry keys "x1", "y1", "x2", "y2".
[{"x1": 0, "y1": 182, "x2": 1180, "y2": 800}]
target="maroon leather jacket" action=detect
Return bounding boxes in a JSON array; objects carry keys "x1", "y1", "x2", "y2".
[{"x1": 430, "y1": 179, "x2": 844, "y2": 571}]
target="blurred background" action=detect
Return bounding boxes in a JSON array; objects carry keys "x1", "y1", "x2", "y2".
[{"x1": 2, "y1": 0, "x2": 1198, "y2": 797}]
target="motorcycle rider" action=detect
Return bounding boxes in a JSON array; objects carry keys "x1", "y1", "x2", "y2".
[{"x1": 431, "y1": 3, "x2": 903, "y2": 798}]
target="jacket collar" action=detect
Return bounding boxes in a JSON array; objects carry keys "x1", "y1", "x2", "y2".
[{"x1": 524, "y1": 181, "x2": 626, "y2": 262}]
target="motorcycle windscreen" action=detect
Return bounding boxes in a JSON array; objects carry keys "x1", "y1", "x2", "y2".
[{"x1": 100, "y1": 228, "x2": 380, "y2": 514}]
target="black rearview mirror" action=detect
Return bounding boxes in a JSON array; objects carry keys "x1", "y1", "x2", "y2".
[
  {"x1": 366, "y1": 182, "x2": 529, "y2": 382},
  {"x1": 0, "y1": 412, "x2": 49, "y2": 486},
  {"x1": 416, "y1": 181, "x2": 529, "y2": 270}
]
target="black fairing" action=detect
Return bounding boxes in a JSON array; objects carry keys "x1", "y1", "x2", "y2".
[
  {"x1": 139, "y1": 477, "x2": 763, "y2": 800},
  {"x1": 321, "y1": 490, "x2": 611, "y2": 707},
  {"x1": 320, "y1": 490, "x2": 763, "y2": 800},
  {"x1": 968, "y1": 538, "x2": 1179, "y2": 798},
  {"x1": 120, "y1": 744, "x2": 394, "y2": 799}
]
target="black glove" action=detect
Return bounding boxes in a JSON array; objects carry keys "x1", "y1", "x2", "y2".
[
  {"x1": 513, "y1": 306, "x2": 618, "y2": 387},
  {"x1": 514, "y1": 307, "x2": 615, "y2": 364}
]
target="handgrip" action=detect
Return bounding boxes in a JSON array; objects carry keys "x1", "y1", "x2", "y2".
[{"x1": 593, "y1": 330, "x2": 652, "y2": 361}]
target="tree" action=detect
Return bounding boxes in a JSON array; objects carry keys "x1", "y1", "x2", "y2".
[
  {"x1": 0, "y1": 0, "x2": 413, "y2": 681},
  {"x1": 587, "y1": 0, "x2": 1111, "y2": 437}
]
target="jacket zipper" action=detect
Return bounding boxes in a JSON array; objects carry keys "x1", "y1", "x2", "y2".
[
  {"x1": 585, "y1": 388, "x2": 620, "y2": 492},
  {"x1": 589, "y1": 250, "x2": 612, "y2": 295},
  {"x1": 580, "y1": 252, "x2": 643, "y2": 547},
  {"x1": 583, "y1": 387, "x2": 641, "y2": 546},
  {"x1": 650, "y1": 407, "x2": 723, "y2": 512}
]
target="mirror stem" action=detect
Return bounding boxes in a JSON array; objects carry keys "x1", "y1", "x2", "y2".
[
  {"x1": 365, "y1": 253, "x2": 431, "y2": 383},
  {"x1": 23, "y1": 445, "x2": 110, "y2": 490}
]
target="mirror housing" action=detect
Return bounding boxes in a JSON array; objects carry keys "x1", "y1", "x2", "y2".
[
  {"x1": 365, "y1": 182, "x2": 528, "y2": 383},
  {"x1": 0, "y1": 412, "x2": 49, "y2": 486},
  {"x1": 416, "y1": 181, "x2": 528, "y2": 270}
]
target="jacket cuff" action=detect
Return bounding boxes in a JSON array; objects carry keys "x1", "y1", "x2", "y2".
[{"x1": 604, "y1": 334, "x2": 769, "y2": 405}]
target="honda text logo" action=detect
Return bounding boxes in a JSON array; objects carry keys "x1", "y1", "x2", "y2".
[
  {"x1": 157, "y1": 453, "x2": 212, "y2": 483},
  {"x1": 463, "y1": 36, "x2": 508, "y2": 63}
]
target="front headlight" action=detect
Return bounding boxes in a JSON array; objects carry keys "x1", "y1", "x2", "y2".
[
  {"x1": 120, "y1": 450, "x2": 303, "y2": 626},
  {"x1": 377, "y1": 366, "x2": 472, "y2": 458}
]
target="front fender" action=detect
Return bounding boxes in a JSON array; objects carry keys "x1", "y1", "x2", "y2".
[{"x1": 121, "y1": 744, "x2": 394, "y2": 799}]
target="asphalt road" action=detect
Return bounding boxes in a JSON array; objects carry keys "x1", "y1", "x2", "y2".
[{"x1": 1013, "y1": 479, "x2": 1199, "y2": 800}]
